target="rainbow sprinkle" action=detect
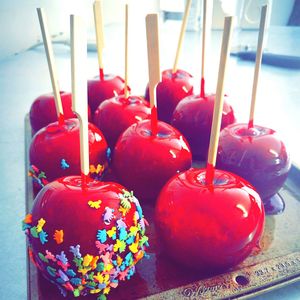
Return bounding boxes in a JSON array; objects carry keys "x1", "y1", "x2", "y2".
[
  {"x1": 29, "y1": 161, "x2": 109, "y2": 191},
  {"x1": 28, "y1": 165, "x2": 48, "y2": 189},
  {"x1": 61, "y1": 159, "x2": 70, "y2": 170},
  {"x1": 53, "y1": 230, "x2": 64, "y2": 244},
  {"x1": 89, "y1": 164, "x2": 107, "y2": 181}
]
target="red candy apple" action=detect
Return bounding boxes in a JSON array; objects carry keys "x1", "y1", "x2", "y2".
[
  {"x1": 88, "y1": 1, "x2": 128, "y2": 115},
  {"x1": 31, "y1": 10, "x2": 90, "y2": 134},
  {"x1": 144, "y1": 0, "x2": 194, "y2": 125},
  {"x1": 155, "y1": 167, "x2": 265, "y2": 271},
  {"x1": 171, "y1": 93, "x2": 236, "y2": 160},
  {"x1": 93, "y1": 95, "x2": 151, "y2": 149},
  {"x1": 145, "y1": 69, "x2": 193, "y2": 123},
  {"x1": 113, "y1": 119, "x2": 192, "y2": 202},
  {"x1": 144, "y1": 0, "x2": 194, "y2": 124},
  {"x1": 30, "y1": 92, "x2": 76, "y2": 133},
  {"x1": 217, "y1": 123, "x2": 291, "y2": 213},
  {"x1": 29, "y1": 118, "x2": 108, "y2": 190},
  {"x1": 92, "y1": 5, "x2": 149, "y2": 149},
  {"x1": 88, "y1": 74, "x2": 127, "y2": 114},
  {"x1": 23, "y1": 176, "x2": 149, "y2": 298},
  {"x1": 170, "y1": 0, "x2": 236, "y2": 161}
]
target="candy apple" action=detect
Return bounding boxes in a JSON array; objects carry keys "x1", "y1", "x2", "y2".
[
  {"x1": 93, "y1": 95, "x2": 151, "y2": 149},
  {"x1": 113, "y1": 119, "x2": 192, "y2": 202},
  {"x1": 88, "y1": 74, "x2": 127, "y2": 114},
  {"x1": 30, "y1": 92, "x2": 76, "y2": 133},
  {"x1": 29, "y1": 118, "x2": 108, "y2": 191},
  {"x1": 217, "y1": 123, "x2": 291, "y2": 213},
  {"x1": 155, "y1": 167, "x2": 265, "y2": 271},
  {"x1": 171, "y1": 93, "x2": 235, "y2": 160},
  {"x1": 145, "y1": 69, "x2": 193, "y2": 123},
  {"x1": 22, "y1": 176, "x2": 148, "y2": 298}
]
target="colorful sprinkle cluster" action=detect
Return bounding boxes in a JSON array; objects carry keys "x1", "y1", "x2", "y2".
[
  {"x1": 22, "y1": 190, "x2": 149, "y2": 299},
  {"x1": 28, "y1": 165, "x2": 48, "y2": 189},
  {"x1": 29, "y1": 161, "x2": 109, "y2": 189}
]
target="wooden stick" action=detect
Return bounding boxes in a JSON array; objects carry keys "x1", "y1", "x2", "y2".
[
  {"x1": 146, "y1": 14, "x2": 161, "y2": 136},
  {"x1": 70, "y1": 15, "x2": 89, "y2": 179},
  {"x1": 172, "y1": 0, "x2": 192, "y2": 74},
  {"x1": 206, "y1": 16, "x2": 234, "y2": 184},
  {"x1": 124, "y1": 3, "x2": 129, "y2": 99},
  {"x1": 200, "y1": 0, "x2": 207, "y2": 97},
  {"x1": 200, "y1": 0, "x2": 213, "y2": 98},
  {"x1": 37, "y1": 8, "x2": 64, "y2": 124},
  {"x1": 93, "y1": 0, "x2": 105, "y2": 80},
  {"x1": 248, "y1": 5, "x2": 268, "y2": 128}
]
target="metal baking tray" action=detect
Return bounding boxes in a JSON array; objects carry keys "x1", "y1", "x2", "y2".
[{"x1": 25, "y1": 115, "x2": 300, "y2": 299}]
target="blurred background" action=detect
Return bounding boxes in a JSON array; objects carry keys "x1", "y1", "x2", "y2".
[{"x1": 0, "y1": 0, "x2": 297, "y2": 60}]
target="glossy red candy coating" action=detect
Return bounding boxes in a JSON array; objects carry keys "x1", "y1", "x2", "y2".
[
  {"x1": 93, "y1": 95, "x2": 151, "y2": 149},
  {"x1": 217, "y1": 123, "x2": 291, "y2": 200},
  {"x1": 29, "y1": 118, "x2": 108, "y2": 183},
  {"x1": 26, "y1": 176, "x2": 148, "y2": 297},
  {"x1": 155, "y1": 168, "x2": 265, "y2": 271},
  {"x1": 145, "y1": 69, "x2": 193, "y2": 123},
  {"x1": 88, "y1": 74, "x2": 127, "y2": 114},
  {"x1": 113, "y1": 119, "x2": 192, "y2": 202},
  {"x1": 30, "y1": 92, "x2": 76, "y2": 133},
  {"x1": 171, "y1": 93, "x2": 235, "y2": 160},
  {"x1": 30, "y1": 178, "x2": 136, "y2": 257}
]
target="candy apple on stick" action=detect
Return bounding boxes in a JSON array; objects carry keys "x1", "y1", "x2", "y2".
[
  {"x1": 155, "y1": 16, "x2": 265, "y2": 272},
  {"x1": 23, "y1": 16, "x2": 149, "y2": 299},
  {"x1": 93, "y1": 3, "x2": 151, "y2": 149},
  {"x1": 113, "y1": 14, "x2": 192, "y2": 202},
  {"x1": 88, "y1": 0, "x2": 127, "y2": 114},
  {"x1": 29, "y1": 10, "x2": 108, "y2": 191},
  {"x1": 171, "y1": 0, "x2": 235, "y2": 160},
  {"x1": 217, "y1": 5, "x2": 291, "y2": 215},
  {"x1": 30, "y1": 8, "x2": 77, "y2": 133},
  {"x1": 145, "y1": 0, "x2": 194, "y2": 123}
]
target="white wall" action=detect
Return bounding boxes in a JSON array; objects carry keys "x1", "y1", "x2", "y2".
[
  {"x1": 0, "y1": 0, "x2": 160, "y2": 61},
  {"x1": 213, "y1": 0, "x2": 295, "y2": 29},
  {"x1": 0, "y1": 0, "x2": 295, "y2": 60},
  {"x1": 0, "y1": 0, "x2": 73, "y2": 60}
]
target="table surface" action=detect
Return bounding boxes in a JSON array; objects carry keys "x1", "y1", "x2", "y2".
[{"x1": 0, "y1": 21, "x2": 299, "y2": 300}]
